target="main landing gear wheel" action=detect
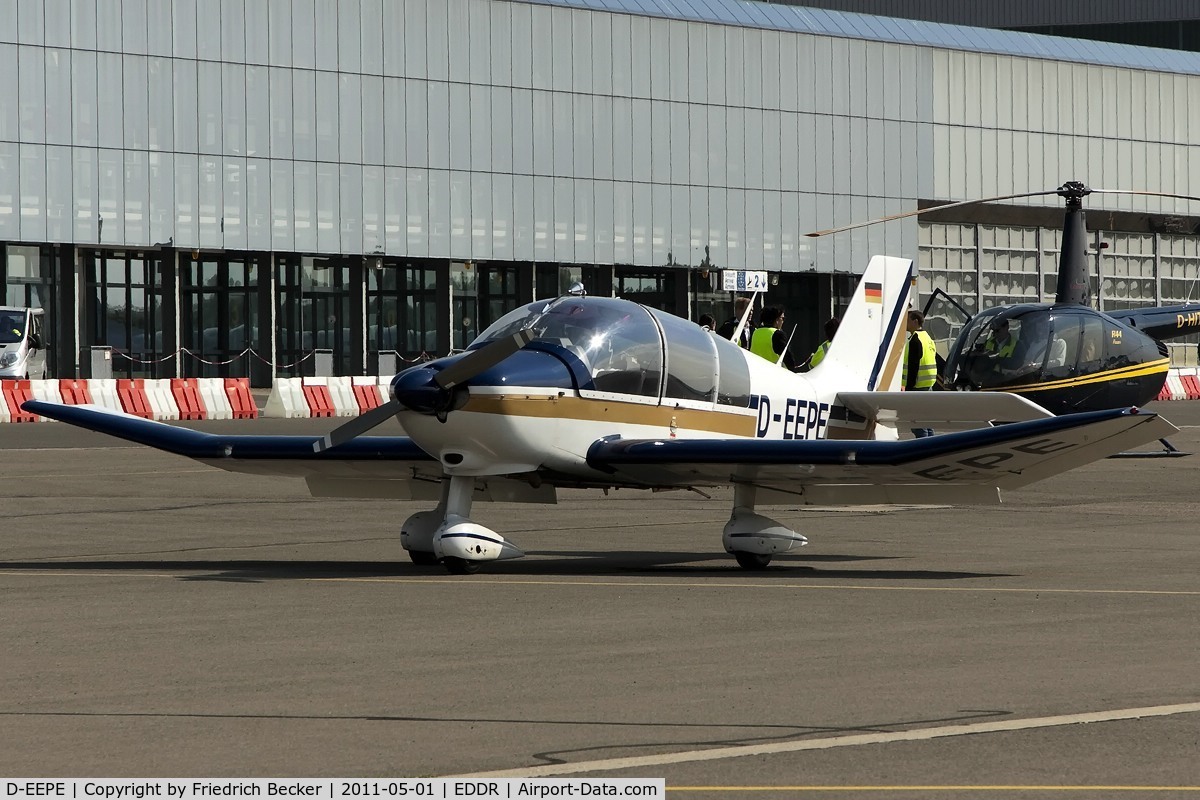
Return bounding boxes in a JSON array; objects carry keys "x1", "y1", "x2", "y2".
[
  {"x1": 734, "y1": 552, "x2": 772, "y2": 570},
  {"x1": 408, "y1": 550, "x2": 440, "y2": 566},
  {"x1": 443, "y1": 556, "x2": 483, "y2": 575}
]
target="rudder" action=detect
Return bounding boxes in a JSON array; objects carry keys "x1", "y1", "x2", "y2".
[{"x1": 810, "y1": 255, "x2": 914, "y2": 391}]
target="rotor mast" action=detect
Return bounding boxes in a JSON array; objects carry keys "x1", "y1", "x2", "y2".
[{"x1": 1056, "y1": 181, "x2": 1092, "y2": 306}]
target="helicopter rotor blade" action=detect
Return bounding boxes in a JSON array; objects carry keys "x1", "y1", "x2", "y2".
[
  {"x1": 433, "y1": 328, "x2": 537, "y2": 391},
  {"x1": 805, "y1": 190, "x2": 1062, "y2": 238},
  {"x1": 1091, "y1": 188, "x2": 1200, "y2": 205}
]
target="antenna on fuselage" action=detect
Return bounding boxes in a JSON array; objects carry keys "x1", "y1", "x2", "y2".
[{"x1": 729, "y1": 292, "x2": 760, "y2": 346}]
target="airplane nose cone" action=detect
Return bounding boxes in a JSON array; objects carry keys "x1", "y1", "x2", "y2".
[{"x1": 391, "y1": 365, "x2": 445, "y2": 414}]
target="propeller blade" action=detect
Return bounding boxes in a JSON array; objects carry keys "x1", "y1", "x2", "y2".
[
  {"x1": 433, "y1": 328, "x2": 536, "y2": 390},
  {"x1": 805, "y1": 189, "x2": 1060, "y2": 237},
  {"x1": 313, "y1": 398, "x2": 402, "y2": 453}
]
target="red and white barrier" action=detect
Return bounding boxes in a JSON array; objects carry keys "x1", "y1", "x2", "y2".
[{"x1": 1, "y1": 376, "x2": 264, "y2": 423}]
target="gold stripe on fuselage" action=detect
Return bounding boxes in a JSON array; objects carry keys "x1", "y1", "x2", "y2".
[
  {"x1": 985, "y1": 359, "x2": 1169, "y2": 393},
  {"x1": 461, "y1": 394, "x2": 758, "y2": 437}
]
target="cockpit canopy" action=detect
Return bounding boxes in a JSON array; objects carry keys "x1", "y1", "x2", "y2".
[
  {"x1": 472, "y1": 296, "x2": 752, "y2": 407},
  {"x1": 944, "y1": 304, "x2": 1161, "y2": 390}
]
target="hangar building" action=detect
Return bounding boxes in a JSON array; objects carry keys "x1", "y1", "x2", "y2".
[{"x1": 3, "y1": 0, "x2": 1200, "y2": 383}]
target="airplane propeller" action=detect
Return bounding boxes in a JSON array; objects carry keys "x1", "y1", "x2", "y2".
[{"x1": 313, "y1": 327, "x2": 538, "y2": 453}]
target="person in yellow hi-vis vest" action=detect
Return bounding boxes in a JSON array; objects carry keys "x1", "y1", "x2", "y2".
[
  {"x1": 903, "y1": 309, "x2": 938, "y2": 438},
  {"x1": 805, "y1": 317, "x2": 839, "y2": 370},
  {"x1": 749, "y1": 306, "x2": 798, "y2": 370}
]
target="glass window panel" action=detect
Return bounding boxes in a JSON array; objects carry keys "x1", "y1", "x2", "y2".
[
  {"x1": 18, "y1": 144, "x2": 45, "y2": 241},
  {"x1": 222, "y1": 157, "x2": 245, "y2": 249},
  {"x1": 96, "y1": 0, "x2": 122, "y2": 50},
  {"x1": 45, "y1": 145, "x2": 71, "y2": 242},
  {"x1": 270, "y1": 159, "x2": 294, "y2": 251},
  {"x1": 124, "y1": 150, "x2": 148, "y2": 246},
  {"x1": 170, "y1": 58, "x2": 197, "y2": 153},
  {"x1": 315, "y1": 71, "x2": 338, "y2": 162},
  {"x1": 197, "y1": 61, "x2": 222, "y2": 153},
  {"x1": 415, "y1": 80, "x2": 438, "y2": 168},
  {"x1": 513, "y1": 174, "x2": 534, "y2": 260},
  {"x1": 338, "y1": 74, "x2": 362, "y2": 164},
  {"x1": 292, "y1": 69, "x2": 316, "y2": 161},
  {"x1": 382, "y1": 77, "x2": 403, "y2": 163},
  {"x1": 0, "y1": 45, "x2": 15, "y2": 142},
  {"x1": 632, "y1": 99, "x2": 651, "y2": 180},
  {"x1": 238, "y1": 1, "x2": 267, "y2": 62},
  {"x1": 148, "y1": 151, "x2": 173, "y2": 246},
  {"x1": 335, "y1": 0, "x2": 361, "y2": 72},
  {"x1": 449, "y1": 83, "x2": 471, "y2": 169},
  {"x1": 316, "y1": 160, "x2": 339, "y2": 252},
  {"x1": 44, "y1": 48, "x2": 70, "y2": 145},
  {"x1": 361, "y1": 76, "x2": 384, "y2": 164},
  {"x1": 377, "y1": 0, "x2": 403, "y2": 77},
  {"x1": 71, "y1": 147, "x2": 97, "y2": 242},
  {"x1": 97, "y1": 148, "x2": 123, "y2": 245},
  {"x1": 267, "y1": 68, "x2": 292, "y2": 158},
  {"x1": 18, "y1": 45, "x2": 46, "y2": 143},
  {"x1": 339, "y1": 163, "x2": 363, "y2": 253},
  {"x1": 147, "y1": 57, "x2": 173, "y2": 151},
  {"x1": 173, "y1": 153, "x2": 197, "y2": 248},
  {"x1": 221, "y1": 63, "x2": 246, "y2": 156},
  {"x1": 360, "y1": 0, "x2": 382, "y2": 75},
  {"x1": 482, "y1": 173, "x2": 509, "y2": 261},
  {"x1": 489, "y1": 88, "x2": 514, "y2": 174},
  {"x1": 612, "y1": 181, "x2": 632, "y2": 264},
  {"x1": 511, "y1": 88, "x2": 533, "y2": 175},
  {"x1": 425, "y1": 1, "x2": 452, "y2": 82},
  {"x1": 267, "y1": 0, "x2": 291, "y2": 65},
  {"x1": 314, "y1": 0, "x2": 337, "y2": 71},
  {"x1": 293, "y1": 160, "x2": 316, "y2": 251},
  {"x1": 198, "y1": 155, "x2": 221, "y2": 248},
  {"x1": 291, "y1": 0, "x2": 315, "y2": 69},
  {"x1": 406, "y1": 168, "x2": 429, "y2": 257},
  {"x1": 364, "y1": 164, "x2": 388, "y2": 253},
  {"x1": 509, "y1": 3, "x2": 532, "y2": 88}
]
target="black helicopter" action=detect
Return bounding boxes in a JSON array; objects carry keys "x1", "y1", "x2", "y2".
[{"x1": 811, "y1": 181, "x2": 1200, "y2": 416}]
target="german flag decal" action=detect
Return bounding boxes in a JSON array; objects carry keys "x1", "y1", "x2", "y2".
[{"x1": 864, "y1": 282, "x2": 883, "y2": 304}]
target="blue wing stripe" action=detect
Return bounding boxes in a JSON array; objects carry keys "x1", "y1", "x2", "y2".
[
  {"x1": 22, "y1": 400, "x2": 434, "y2": 462},
  {"x1": 588, "y1": 407, "x2": 1146, "y2": 467}
]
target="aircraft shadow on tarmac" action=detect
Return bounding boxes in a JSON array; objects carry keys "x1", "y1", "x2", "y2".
[{"x1": 0, "y1": 552, "x2": 1014, "y2": 582}]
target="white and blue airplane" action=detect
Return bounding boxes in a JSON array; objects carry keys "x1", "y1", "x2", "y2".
[{"x1": 25, "y1": 256, "x2": 1174, "y2": 574}]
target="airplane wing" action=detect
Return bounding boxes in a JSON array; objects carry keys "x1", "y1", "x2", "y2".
[
  {"x1": 834, "y1": 390, "x2": 1055, "y2": 434},
  {"x1": 587, "y1": 407, "x2": 1175, "y2": 506},
  {"x1": 24, "y1": 400, "x2": 556, "y2": 503}
]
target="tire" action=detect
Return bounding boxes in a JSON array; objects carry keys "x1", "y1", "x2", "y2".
[
  {"x1": 734, "y1": 551, "x2": 772, "y2": 570},
  {"x1": 443, "y1": 557, "x2": 483, "y2": 575},
  {"x1": 408, "y1": 550, "x2": 440, "y2": 566}
]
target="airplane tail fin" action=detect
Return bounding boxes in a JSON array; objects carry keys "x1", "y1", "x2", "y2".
[{"x1": 810, "y1": 255, "x2": 915, "y2": 392}]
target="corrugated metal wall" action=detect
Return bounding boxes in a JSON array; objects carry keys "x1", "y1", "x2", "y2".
[{"x1": 768, "y1": 0, "x2": 1200, "y2": 27}]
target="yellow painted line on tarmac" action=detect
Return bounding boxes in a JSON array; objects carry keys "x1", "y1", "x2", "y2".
[
  {"x1": 307, "y1": 577, "x2": 1200, "y2": 597},
  {"x1": 667, "y1": 787, "x2": 1200, "y2": 793},
  {"x1": 2, "y1": 572, "x2": 1200, "y2": 597},
  {"x1": 455, "y1": 702, "x2": 1200, "y2": 778}
]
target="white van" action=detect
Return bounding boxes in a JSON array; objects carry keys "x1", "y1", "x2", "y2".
[{"x1": 0, "y1": 307, "x2": 48, "y2": 379}]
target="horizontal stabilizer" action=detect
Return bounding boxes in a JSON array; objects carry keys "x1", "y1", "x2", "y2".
[{"x1": 835, "y1": 390, "x2": 1055, "y2": 431}]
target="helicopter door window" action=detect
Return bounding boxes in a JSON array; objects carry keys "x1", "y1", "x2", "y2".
[
  {"x1": 1076, "y1": 317, "x2": 1104, "y2": 376},
  {"x1": 1044, "y1": 315, "x2": 1081, "y2": 378}
]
